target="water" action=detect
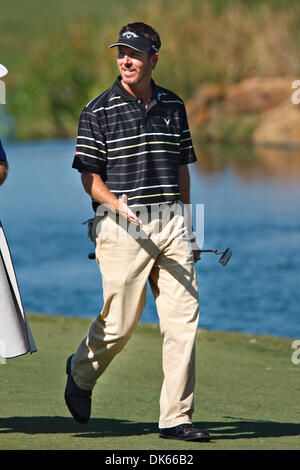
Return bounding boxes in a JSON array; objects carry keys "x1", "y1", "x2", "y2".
[{"x1": 0, "y1": 139, "x2": 299, "y2": 339}]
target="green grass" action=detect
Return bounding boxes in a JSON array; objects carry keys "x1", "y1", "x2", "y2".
[{"x1": 0, "y1": 314, "x2": 299, "y2": 450}]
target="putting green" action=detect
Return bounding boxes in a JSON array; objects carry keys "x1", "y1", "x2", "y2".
[{"x1": 0, "y1": 314, "x2": 299, "y2": 450}]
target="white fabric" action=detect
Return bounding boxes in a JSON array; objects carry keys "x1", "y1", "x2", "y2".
[{"x1": 0, "y1": 222, "x2": 37, "y2": 358}]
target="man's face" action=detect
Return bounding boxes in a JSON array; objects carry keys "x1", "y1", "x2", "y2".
[{"x1": 117, "y1": 46, "x2": 157, "y2": 88}]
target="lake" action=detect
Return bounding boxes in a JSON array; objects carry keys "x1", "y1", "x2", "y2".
[{"x1": 0, "y1": 138, "x2": 299, "y2": 339}]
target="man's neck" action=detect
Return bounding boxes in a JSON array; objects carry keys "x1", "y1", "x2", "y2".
[{"x1": 120, "y1": 79, "x2": 152, "y2": 107}]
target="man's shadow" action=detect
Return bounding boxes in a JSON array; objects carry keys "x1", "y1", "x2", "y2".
[
  {"x1": 196, "y1": 417, "x2": 300, "y2": 441},
  {"x1": 0, "y1": 416, "x2": 157, "y2": 438},
  {"x1": 0, "y1": 416, "x2": 299, "y2": 441}
]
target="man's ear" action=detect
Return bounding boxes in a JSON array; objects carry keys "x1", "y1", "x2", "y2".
[{"x1": 151, "y1": 53, "x2": 159, "y2": 70}]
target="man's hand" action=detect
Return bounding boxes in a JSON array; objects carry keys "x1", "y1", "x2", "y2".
[
  {"x1": 118, "y1": 194, "x2": 142, "y2": 226},
  {"x1": 81, "y1": 173, "x2": 142, "y2": 226},
  {"x1": 188, "y1": 234, "x2": 201, "y2": 263}
]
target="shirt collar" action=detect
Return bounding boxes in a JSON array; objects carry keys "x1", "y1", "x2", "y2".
[{"x1": 112, "y1": 76, "x2": 160, "y2": 103}]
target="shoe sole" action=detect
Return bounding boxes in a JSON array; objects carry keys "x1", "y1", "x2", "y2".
[{"x1": 159, "y1": 434, "x2": 210, "y2": 442}]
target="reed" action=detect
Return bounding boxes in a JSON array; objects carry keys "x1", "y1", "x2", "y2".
[{"x1": 5, "y1": 0, "x2": 300, "y2": 139}]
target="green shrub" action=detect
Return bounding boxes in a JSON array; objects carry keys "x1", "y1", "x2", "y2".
[{"x1": 5, "y1": 0, "x2": 300, "y2": 140}]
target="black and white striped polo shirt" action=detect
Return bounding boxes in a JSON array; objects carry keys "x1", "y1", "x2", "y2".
[{"x1": 72, "y1": 77, "x2": 197, "y2": 209}]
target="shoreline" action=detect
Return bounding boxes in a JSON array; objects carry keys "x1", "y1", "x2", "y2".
[{"x1": 26, "y1": 311, "x2": 299, "y2": 342}]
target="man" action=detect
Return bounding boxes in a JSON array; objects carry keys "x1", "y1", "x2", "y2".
[
  {"x1": 65, "y1": 22, "x2": 210, "y2": 443},
  {"x1": 0, "y1": 139, "x2": 8, "y2": 185}
]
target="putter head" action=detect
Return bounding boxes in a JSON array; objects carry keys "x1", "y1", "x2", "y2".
[{"x1": 219, "y1": 247, "x2": 232, "y2": 266}]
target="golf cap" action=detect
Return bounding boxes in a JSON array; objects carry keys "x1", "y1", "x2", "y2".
[
  {"x1": 0, "y1": 64, "x2": 8, "y2": 78},
  {"x1": 109, "y1": 31, "x2": 159, "y2": 53}
]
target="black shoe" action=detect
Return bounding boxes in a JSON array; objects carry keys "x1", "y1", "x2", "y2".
[
  {"x1": 159, "y1": 423, "x2": 210, "y2": 442},
  {"x1": 64, "y1": 354, "x2": 92, "y2": 424}
]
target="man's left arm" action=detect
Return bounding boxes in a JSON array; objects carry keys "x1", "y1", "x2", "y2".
[{"x1": 179, "y1": 164, "x2": 201, "y2": 262}]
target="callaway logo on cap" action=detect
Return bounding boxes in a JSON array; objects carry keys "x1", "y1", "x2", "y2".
[
  {"x1": 109, "y1": 31, "x2": 159, "y2": 53},
  {"x1": 122, "y1": 31, "x2": 138, "y2": 39}
]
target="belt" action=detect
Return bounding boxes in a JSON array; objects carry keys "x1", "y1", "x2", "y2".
[
  {"x1": 93, "y1": 200, "x2": 179, "y2": 215},
  {"x1": 137, "y1": 200, "x2": 179, "y2": 214}
]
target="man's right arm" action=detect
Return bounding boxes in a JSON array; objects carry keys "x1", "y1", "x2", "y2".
[
  {"x1": 0, "y1": 161, "x2": 8, "y2": 185},
  {"x1": 81, "y1": 171, "x2": 142, "y2": 226},
  {"x1": 81, "y1": 171, "x2": 118, "y2": 211}
]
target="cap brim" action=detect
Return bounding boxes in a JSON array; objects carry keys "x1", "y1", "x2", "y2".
[{"x1": 109, "y1": 41, "x2": 149, "y2": 52}]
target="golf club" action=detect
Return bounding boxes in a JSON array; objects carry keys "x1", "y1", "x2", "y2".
[{"x1": 200, "y1": 247, "x2": 232, "y2": 266}]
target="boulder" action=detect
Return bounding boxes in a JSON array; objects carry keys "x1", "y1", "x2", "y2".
[
  {"x1": 253, "y1": 98, "x2": 300, "y2": 148},
  {"x1": 187, "y1": 76, "x2": 299, "y2": 147},
  {"x1": 186, "y1": 84, "x2": 224, "y2": 126},
  {"x1": 222, "y1": 76, "x2": 293, "y2": 114}
]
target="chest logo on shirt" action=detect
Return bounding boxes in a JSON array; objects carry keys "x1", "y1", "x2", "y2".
[{"x1": 164, "y1": 117, "x2": 171, "y2": 126}]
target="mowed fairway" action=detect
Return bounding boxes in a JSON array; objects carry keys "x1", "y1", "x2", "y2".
[{"x1": 0, "y1": 314, "x2": 299, "y2": 450}]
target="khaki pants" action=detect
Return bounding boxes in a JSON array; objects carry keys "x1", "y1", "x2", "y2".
[{"x1": 71, "y1": 201, "x2": 200, "y2": 429}]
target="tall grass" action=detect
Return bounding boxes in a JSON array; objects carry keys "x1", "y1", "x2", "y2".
[{"x1": 5, "y1": 0, "x2": 300, "y2": 139}]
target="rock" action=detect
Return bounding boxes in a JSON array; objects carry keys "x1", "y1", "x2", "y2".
[
  {"x1": 186, "y1": 84, "x2": 224, "y2": 126},
  {"x1": 187, "y1": 76, "x2": 298, "y2": 147},
  {"x1": 253, "y1": 98, "x2": 300, "y2": 147},
  {"x1": 222, "y1": 76, "x2": 293, "y2": 114}
]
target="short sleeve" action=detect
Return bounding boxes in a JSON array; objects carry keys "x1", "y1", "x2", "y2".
[
  {"x1": 179, "y1": 105, "x2": 197, "y2": 165},
  {"x1": 72, "y1": 108, "x2": 107, "y2": 177},
  {"x1": 0, "y1": 139, "x2": 7, "y2": 161}
]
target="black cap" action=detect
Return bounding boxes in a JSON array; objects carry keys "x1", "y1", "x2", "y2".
[{"x1": 109, "y1": 31, "x2": 159, "y2": 53}]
